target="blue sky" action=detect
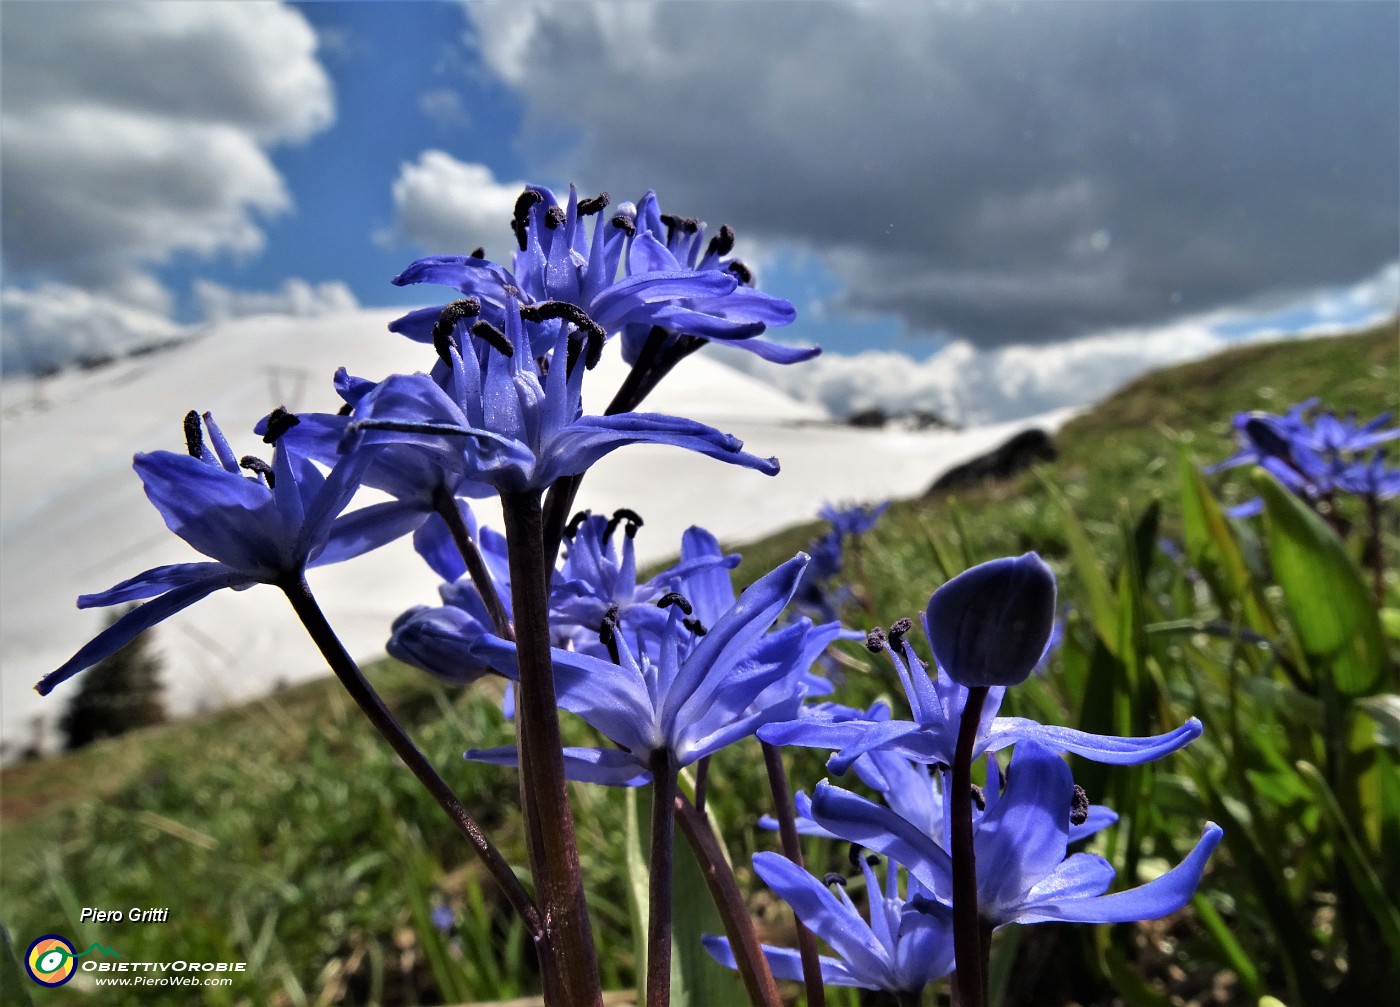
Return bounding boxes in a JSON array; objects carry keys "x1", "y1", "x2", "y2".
[{"x1": 2, "y1": 1, "x2": 1395, "y2": 413}]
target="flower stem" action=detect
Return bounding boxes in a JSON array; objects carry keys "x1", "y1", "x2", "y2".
[
  {"x1": 693, "y1": 755, "x2": 711, "y2": 815},
  {"x1": 951, "y1": 685, "x2": 990, "y2": 1007},
  {"x1": 674, "y1": 793, "x2": 782, "y2": 1007},
  {"x1": 761, "y1": 741, "x2": 825, "y2": 1007},
  {"x1": 647, "y1": 750, "x2": 677, "y2": 1007},
  {"x1": 279, "y1": 579, "x2": 542, "y2": 937},
  {"x1": 500, "y1": 491, "x2": 603, "y2": 1007},
  {"x1": 432, "y1": 486, "x2": 513, "y2": 640}
]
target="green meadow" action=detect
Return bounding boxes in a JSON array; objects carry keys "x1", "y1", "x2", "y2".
[{"x1": 3, "y1": 322, "x2": 1396, "y2": 1007}]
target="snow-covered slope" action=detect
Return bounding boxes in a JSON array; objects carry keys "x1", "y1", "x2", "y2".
[{"x1": 1, "y1": 308, "x2": 1071, "y2": 753}]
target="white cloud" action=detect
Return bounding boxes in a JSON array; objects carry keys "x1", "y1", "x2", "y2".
[
  {"x1": 193, "y1": 279, "x2": 359, "y2": 324},
  {"x1": 419, "y1": 87, "x2": 473, "y2": 131},
  {"x1": 386, "y1": 151, "x2": 527, "y2": 261},
  {"x1": 0, "y1": 284, "x2": 184, "y2": 375},
  {"x1": 0, "y1": 2, "x2": 334, "y2": 370},
  {"x1": 713, "y1": 270, "x2": 1398, "y2": 426}
]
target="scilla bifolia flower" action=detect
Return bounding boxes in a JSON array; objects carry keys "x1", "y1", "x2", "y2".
[{"x1": 37, "y1": 410, "x2": 384, "y2": 695}]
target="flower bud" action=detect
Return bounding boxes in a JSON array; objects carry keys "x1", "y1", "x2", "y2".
[{"x1": 924, "y1": 553, "x2": 1056, "y2": 688}]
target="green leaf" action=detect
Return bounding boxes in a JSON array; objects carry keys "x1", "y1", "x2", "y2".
[
  {"x1": 1043, "y1": 476, "x2": 1120, "y2": 655},
  {"x1": 1254, "y1": 471, "x2": 1387, "y2": 696}
]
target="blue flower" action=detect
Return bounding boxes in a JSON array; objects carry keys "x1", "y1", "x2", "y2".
[
  {"x1": 759, "y1": 604, "x2": 1201, "y2": 773},
  {"x1": 344, "y1": 296, "x2": 780, "y2": 494},
  {"x1": 37, "y1": 412, "x2": 388, "y2": 695},
  {"x1": 463, "y1": 553, "x2": 822, "y2": 785},
  {"x1": 924, "y1": 553, "x2": 1057, "y2": 689},
  {"x1": 808, "y1": 741, "x2": 1222, "y2": 928},
  {"x1": 818, "y1": 501, "x2": 890, "y2": 539},
  {"x1": 704, "y1": 851, "x2": 954, "y2": 994},
  {"x1": 389, "y1": 185, "x2": 806, "y2": 363}
]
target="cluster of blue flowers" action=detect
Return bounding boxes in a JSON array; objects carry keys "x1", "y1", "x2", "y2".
[
  {"x1": 1209, "y1": 398, "x2": 1400, "y2": 516},
  {"x1": 41, "y1": 182, "x2": 1218, "y2": 1007}
]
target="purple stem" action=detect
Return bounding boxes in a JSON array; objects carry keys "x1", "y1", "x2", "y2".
[
  {"x1": 951, "y1": 686, "x2": 990, "y2": 1007},
  {"x1": 761, "y1": 741, "x2": 825, "y2": 1007}
]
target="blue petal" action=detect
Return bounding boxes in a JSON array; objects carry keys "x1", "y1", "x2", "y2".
[
  {"x1": 974, "y1": 742, "x2": 1072, "y2": 916},
  {"x1": 750, "y1": 852, "x2": 891, "y2": 983},
  {"x1": 701, "y1": 936, "x2": 863, "y2": 988},
  {"x1": 77, "y1": 561, "x2": 237, "y2": 607},
  {"x1": 729, "y1": 337, "x2": 823, "y2": 364},
  {"x1": 925, "y1": 553, "x2": 1057, "y2": 688},
  {"x1": 36, "y1": 568, "x2": 252, "y2": 695},
  {"x1": 313, "y1": 500, "x2": 427, "y2": 568},
  {"x1": 985, "y1": 717, "x2": 1203, "y2": 765},
  {"x1": 1014, "y1": 823, "x2": 1223, "y2": 924},
  {"x1": 541, "y1": 412, "x2": 780, "y2": 485},
  {"x1": 463, "y1": 745, "x2": 649, "y2": 786},
  {"x1": 809, "y1": 782, "x2": 953, "y2": 900}
]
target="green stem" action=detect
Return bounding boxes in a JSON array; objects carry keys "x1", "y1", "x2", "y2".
[{"x1": 500, "y1": 491, "x2": 602, "y2": 1007}]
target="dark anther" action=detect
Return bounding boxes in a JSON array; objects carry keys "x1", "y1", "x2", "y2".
[
  {"x1": 261, "y1": 407, "x2": 300, "y2": 444},
  {"x1": 605, "y1": 507, "x2": 644, "y2": 541},
  {"x1": 610, "y1": 213, "x2": 636, "y2": 237},
  {"x1": 657, "y1": 591, "x2": 694, "y2": 615},
  {"x1": 578, "y1": 192, "x2": 610, "y2": 216},
  {"x1": 519, "y1": 301, "x2": 607, "y2": 346},
  {"x1": 683, "y1": 617, "x2": 708, "y2": 637},
  {"x1": 337, "y1": 402, "x2": 354, "y2": 417},
  {"x1": 659, "y1": 213, "x2": 700, "y2": 243},
  {"x1": 823, "y1": 873, "x2": 848, "y2": 889},
  {"x1": 847, "y1": 843, "x2": 865, "y2": 868},
  {"x1": 565, "y1": 327, "x2": 606, "y2": 377},
  {"x1": 545, "y1": 205, "x2": 566, "y2": 230},
  {"x1": 599, "y1": 604, "x2": 622, "y2": 665},
  {"x1": 432, "y1": 298, "x2": 482, "y2": 365},
  {"x1": 469, "y1": 246, "x2": 486, "y2": 259},
  {"x1": 240, "y1": 455, "x2": 275, "y2": 487},
  {"x1": 865, "y1": 627, "x2": 888, "y2": 653},
  {"x1": 565, "y1": 511, "x2": 591, "y2": 540},
  {"x1": 706, "y1": 224, "x2": 736, "y2": 259},
  {"x1": 511, "y1": 188, "x2": 543, "y2": 251},
  {"x1": 183, "y1": 410, "x2": 204, "y2": 458},
  {"x1": 888, "y1": 617, "x2": 914, "y2": 649},
  {"x1": 469, "y1": 320, "x2": 514, "y2": 358},
  {"x1": 726, "y1": 260, "x2": 753, "y2": 285},
  {"x1": 865, "y1": 853, "x2": 882, "y2": 867},
  {"x1": 1071, "y1": 784, "x2": 1089, "y2": 826},
  {"x1": 502, "y1": 284, "x2": 520, "y2": 299},
  {"x1": 970, "y1": 783, "x2": 986, "y2": 811}
]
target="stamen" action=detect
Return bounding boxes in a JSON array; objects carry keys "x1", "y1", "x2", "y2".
[
  {"x1": 683, "y1": 617, "x2": 708, "y2": 637},
  {"x1": 565, "y1": 510, "x2": 591, "y2": 540},
  {"x1": 706, "y1": 224, "x2": 736, "y2": 258},
  {"x1": 847, "y1": 843, "x2": 865, "y2": 868},
  {"x1": 823, "y1": 873, "x2": 848, "y2": 889},
  {"x1": 888, "y1": 617, "x2": 914, "y2": 649},
  {"x1": 865, "y1": 627, "x2": 888, "y2": 653},
  {"x1": 599, "y1": 604, "x2": 622, "y2": 665},
  {"x1": 1071, "y1": 784, "x2": 1089, "y2": 826},
  {"x1": 511, "y1": 188, "x2": 543, "y2": 251},
  {"x1": 610, "y1": 213, "x2": 636, "y2": 237},
  {"x1": 261, "y1": 407, "x2": 300, "y2": 444},
  {"x1": 604, "y1": 507, "x2": 644, "y2": 541},
  {"x1": 469, "y1": 246, "x2": 486, "y2": 259},
  {"x1": 337, "y1": 402, "x2": 354, "y2": 417},
  {"x1": 432, "y1": 298, "x2": 482, "y2": 365},
  {"x1": 657, "y1": 592, "x2": 694, "y2": 616},
  {"x1": 469, "y1": 320, "x2": 514, "y2": 358},
  {"x1": 519, "y1": 301, "x2": 607, "y2": 346},
  {"x1": 865, "y1": 853, "x2": 882, "y2": 867},
  {"x1": 578, "y1": 192, "x2": 610, "y2": 216},
  {"x1": 970, "y1": 783, "x2": 986, "y2": 811},
  {"x1": 545, "y1": 205, "x2": 566, "y2": 230},
  {"x1": 240, "y1": 455, "x2": 275, "y2": 488},
  {"x1": 726, "y1": 260, "x2": 753, "y2": 285},
  {"x1": 183, "y1": 410, "x2": 204, "y2": 458}
]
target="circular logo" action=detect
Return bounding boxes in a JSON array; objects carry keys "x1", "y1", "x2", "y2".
[{"x1": 25, "y1": 934, "x2": 77, "y2": 987}]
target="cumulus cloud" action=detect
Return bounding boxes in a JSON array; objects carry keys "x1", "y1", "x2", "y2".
[
  {"x1": 711, "y1": 266, "x2": 1399, "y2": 426},
  {"x1": 193, "y1": 278, "x2": 359, "y2": 324},
  {"x1": 386, "y1": 151, "x2": 528, "y2": 260},
  {"x1": 419, "y1": 87, "x2": 473, "y2": 131},
  {"x1": 465, "y1": 1, "x2": 1398, "y2": 348},
  {"x1": 1, "y1": 2, "x2": 334, "y2": 368}
]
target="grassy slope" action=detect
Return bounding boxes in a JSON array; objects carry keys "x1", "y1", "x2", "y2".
[{"x1": 2, "y1": 321, "x2": 1395, "y2": 1005}]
